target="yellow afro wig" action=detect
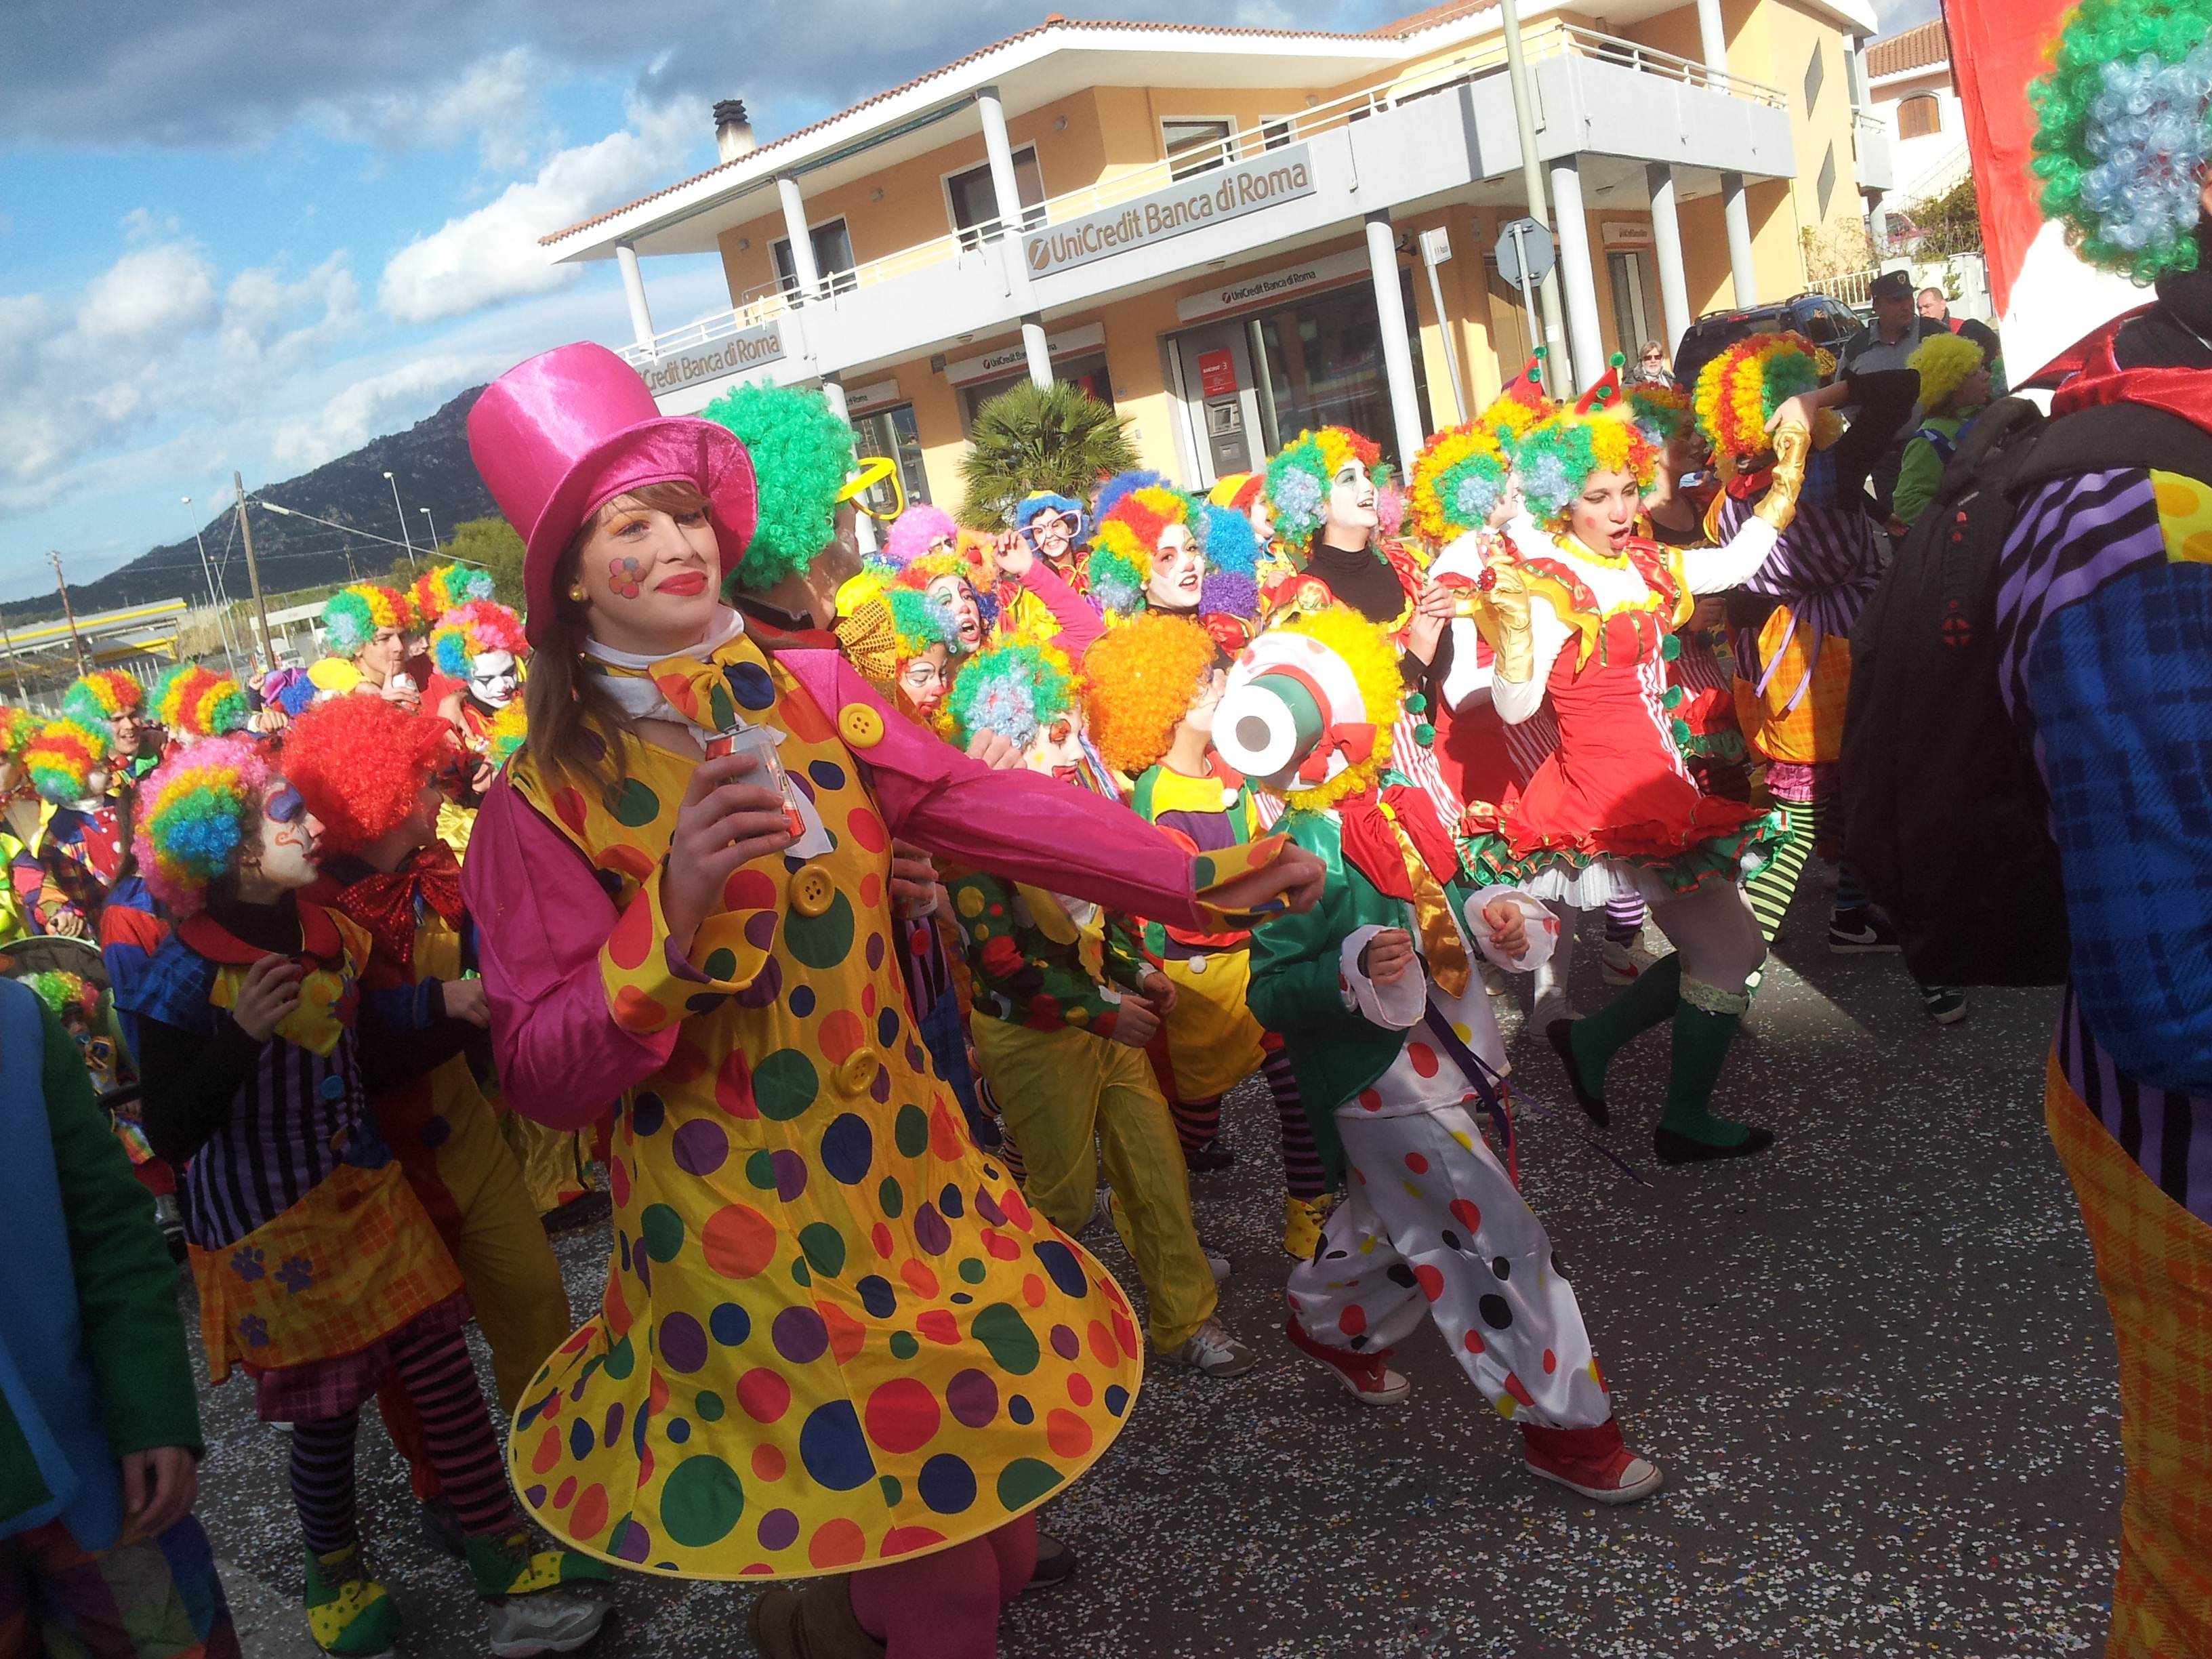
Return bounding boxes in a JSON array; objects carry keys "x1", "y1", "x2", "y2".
[
  {"x1": 1408, "y1": 424, "x2": 1511, "y2": 545},
  {"x1": 1908, "y1": 330, "x2": 1991, "y2": 411},
  {"x1": 1080, "y1": 611, "x2": 1221, "y2": 777}
]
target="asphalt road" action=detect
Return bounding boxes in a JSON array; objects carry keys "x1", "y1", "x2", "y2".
[{"x1": 188, "y1": 865, "x2": 2119, "y2": 1658}]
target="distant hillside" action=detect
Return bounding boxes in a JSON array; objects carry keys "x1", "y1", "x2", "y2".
[{"x1": 5, "y1": 386, "x2": 497, "y2": 625}]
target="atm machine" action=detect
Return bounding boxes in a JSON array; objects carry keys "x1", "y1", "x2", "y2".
[{"x1": 1173, "y1": 323, "x2": 1267, "y2": 489}]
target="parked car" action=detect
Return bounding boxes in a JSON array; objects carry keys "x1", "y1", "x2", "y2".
[{"x1": 1671, "y1": 292, "x2": 1866, "y2": 394}]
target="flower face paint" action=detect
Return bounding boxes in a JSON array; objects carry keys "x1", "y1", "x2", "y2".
[
  {"x1": 1146, "y1": 523, "x2": 1206, "y2": 611},
  {"x1": 467, "y1": 649, "x2": 520, "y2": 710},
  {"x1": 573, "y1": 495, "x2": 723, "y2": 657}
]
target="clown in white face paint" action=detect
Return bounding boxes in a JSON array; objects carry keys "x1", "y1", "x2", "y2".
[{"x1": 430, "y1": 599, "x2": 530, "y2": 741}]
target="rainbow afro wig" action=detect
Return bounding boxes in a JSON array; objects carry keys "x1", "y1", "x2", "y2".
[
  {"x1": 410, "y1": 562, "x2": 495, "y2": 626},
  {"x1": 1513, "y1": 408, "x2": 1660, "y2": 523},
  {"x1": 24, "y1": 716, "x2": 110, "y2": 804},
  {"x1": 701, "y1": 382, "x2": 858, "y2": 591},
  {"x1": 134, "y1": 735, "x2": 273, "y2": 916},
  {"x1": 1080, "y1": 612, "x2": 1221, "y2": 776},
  {"x1": 484, "y1": 701, "x2": 529, "y2": 771},
  {"x1": 322, "y1": 583, "x2": 415, "y2": 657},
  {"x1": 281, "y1": 693, "x2": 457, "y2": 857},
  {"x1": 0, "y1": 705, "x2": 41, "y2": 762},
  {"x1": 1908, "y1": 330, "x2": 1993, "y2": 411},
  {"x1": 942, "y1": 636, "x2": 1080, "y2": 752},
  {"x1": 1408, "y1": 424, "x2": 1511, "y2": 544},
  {"x1": 150, "y1": 663, "x2": 249, "y2": 740},
  {"x1": 1626, "y1": 382, "x2": 1693, "y2": 449},
  {"x1": 1693, "y1": 333, "x2": 1839, "y2": 476},
  {"x1": 882, "y1": 504, "x2": 961, "y2": 571},
  {"x1": 2031, "y1": 0, "x2": 2212, "y2": 283},
  {"x1": 431, "y1": 600, "x2": 528, "y2": 679},
  {"x1": 27, "y1": 968, "x2": 99, "y2": 1022},
  {"x1": 897, "y1": 552, "x2": 998, "y2": 648},
  {"x1": 1086, "y1": 483, "x2": 1204, "y2": 618},
  {"x1": 62, "y1": 670, "x2": 143, "y2": 726},
  {"x1": 1264, "y1": 428, "x2": 1381, "y2": 547}
]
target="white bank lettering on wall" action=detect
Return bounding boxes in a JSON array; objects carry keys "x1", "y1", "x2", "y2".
[
  {"x1": 639, "y1": 323, "x2": 787, "y2": 395},
  {"x1": 1024, "y1": 146, "x2": 1318, "y2": 278}
]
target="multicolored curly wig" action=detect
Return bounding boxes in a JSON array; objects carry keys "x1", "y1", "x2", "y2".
[
  {"x1": 1080, "y1": 612, "x2": 1221, "y2": 777},
  {"x1": 281, "y1": 694, "x2": 457, "y2": 857},
  {"x1": 896, "y1": 551, "x2": 998, "y2": 648},
  {"x1": 1408, "y1": 424, "x2": 1511, "y2": 545},
  {"x1": 701, "y1": 382, "x2": 859, "y2": 591},
  {"x1": 0, "y1": 705, "x2": 42, "y2": 762},
  {"x1": 941, "y1": 636, "x2": 1080, "y2": 752},
  {"x1": 1273, "y1": 605, "x2": 1406, "y2": 813},
  {"x1": 1908, "y1": 330, "x2": 1993, "y2": 411},
  {"x1": 134, "y1": 735, "x2": 274, "y2": 916},
  {"x1": 1195, "y1": 501, "x2": 1262, "y2": 621},
  {"x1": 24, "y1": 716, "x2": 110, "y2": 804},
  {"x1": 62, "y1": 670, "x2": 143, "y2": 726},
  {"x1": 2030, "y1": 0, "x2": 2212, "y2": 284},
  {"x1": 321, "y1": 583, "x2": 415, "y2": 657},
  {"x1": 27, "y1": 968, "x2": 99, "y2": 1022},
  {"x1": 882, "y1": 504, "x2": 961, "y2": 571},
  {"x1": 150, "y1": 663, "x2": 249, "y2": 740},
  {"x1": 1086, "y1": 483, "x2": 1205, "y2": 618},
  {"x1": 484, "y1": 701, "x2": 529, "y2": 771},
  {"x1": 1626, "y1": 382, "x2": 1694, "y2": 449},
  {"x1": 1512, "y1": 409, "x2": 1660, "y2": 523},
  {"x1": 1263, "y1": 428, "x2": 1382, "y2": 547},
  {"x1": 1092, "y1": 470, "x2": 1172, "y2": 522},
  {"x1": 409, "y1": 562, "x2": 496, "y2": 626},
  {"x1": 1692, "y1": 332, "x2": 1841, "y2": 476},
  {"x1": 430, "y1": 600, "x2": 528, "y2": 679}
]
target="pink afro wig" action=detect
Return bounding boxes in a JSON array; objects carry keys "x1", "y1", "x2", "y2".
[{"x1": 882, "y1": 505, "x2": 960, "y2": 569}]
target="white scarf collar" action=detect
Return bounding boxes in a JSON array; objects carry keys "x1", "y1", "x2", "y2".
[{"x1": 582, "y1": 607, "x2": 748, "y2": 730}]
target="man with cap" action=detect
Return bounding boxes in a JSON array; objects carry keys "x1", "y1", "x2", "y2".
[{"x1": 1830, "y1": 269, "x2": 1949, "y2": 518}]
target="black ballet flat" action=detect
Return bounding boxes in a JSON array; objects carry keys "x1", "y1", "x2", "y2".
[
  {"x1": 1547, "y1": 1019, "x2": 1609, "y2": 1128},
  {"x1": 1653, "y1": 1124, "x2": 1776, "y2": 1164}
]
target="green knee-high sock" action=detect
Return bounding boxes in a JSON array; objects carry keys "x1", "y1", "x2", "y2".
[
  {"x1": 1658, "y1": 999, "x2": 1753, "y2": 1146},
  {"x1": 1568, "y1": 954, "x2": 1683, "y2": 1097}
]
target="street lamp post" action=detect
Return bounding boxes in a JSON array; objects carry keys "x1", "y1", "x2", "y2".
[
  {"x1": 383, "y1": 471, "x2": 419, "y2": 567},
  {"x1": 419, "y1": 507, "x2": 441, "y2": 552},
  {"x1": 180, "y1": 496, "x2": 241, "y2": 677}
]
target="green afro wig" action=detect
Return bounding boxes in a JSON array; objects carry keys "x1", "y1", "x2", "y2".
[{"x1": 700, "y1": 383, "x2": 859, "y2": 592}]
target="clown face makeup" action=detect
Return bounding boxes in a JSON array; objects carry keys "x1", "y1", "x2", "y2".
[
  {"x1": 1021, "y1": 712, "x2": 1089, "y2": 788},
  {"x1": 897, "y1": 644, "x2": 950, "y2": 718},
  {"x1": 251, "y1": 781, "x2": 322, "y2": 891},
  {"x1": 1324, "y1": 457, "x2": 1379, "y2": 542},
  {"x1": 928, "y1": 574, "x2": 985, "y2": 651},
  {"x1": 1147, "y1": 523, "x2": 1206, "y2": 611},
  {"x1": 468, "y1": 649, "x2": 520, "y2": 710},
  {"x1": 573, "y1": 494, "x2": 723, "y2": 656}
]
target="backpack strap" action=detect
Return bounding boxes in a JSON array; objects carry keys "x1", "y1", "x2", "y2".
[{"x1": 2008, "y1": 401, "x2": 2212, "y2": 499}]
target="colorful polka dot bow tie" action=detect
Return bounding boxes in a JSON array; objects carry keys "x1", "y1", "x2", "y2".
[{"x1": 589, "y1": 634, "x2": 779, "y2": 733}]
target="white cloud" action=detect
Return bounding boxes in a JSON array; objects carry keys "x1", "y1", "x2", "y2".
[
  {"x1": 269, "y1": 354, "x2": 484, "y2": 471},
  {"x1": 378, "y1": 99, "x2": 698, "y2": 325},
  {"x1": 220, "y1": 252, "x2": 361, "y2": 370},
  {"x1": 335, "y1": 47, "x2": 547, "y2": 176},
  {"x1": 76, "y1": 242, "x2": 219, "y2": 347}
]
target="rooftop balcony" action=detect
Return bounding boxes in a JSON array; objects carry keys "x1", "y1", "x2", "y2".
[
  {"x1": 1853, "y1": 108, "x2": 1895, "y2": 194},
  {"x1": 621, "y1": 23, "x2": 1794, "y2": 406}
]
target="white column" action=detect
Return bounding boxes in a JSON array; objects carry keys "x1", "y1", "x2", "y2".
[
  {"x1": 1020, "y1": 314, "x2": 1053, "y2": 390},
  {"x1": 1721, "y1": 170, "x2": 1759, "y2": 306},
  {"x1": 1696, "y1": 0, "x2": 1727, "y2": 73},
  {"x1": 615, "y1": 242, "x2": 656, "y2": 350},
  {"x1": 1646, "y1": 163, "x2": 1692, "y2": 356},
  {"x1": 776, "y1": 173, "x2": 819, "y2": 302},
  {"x1": 975, "y1": 85, "x2": 1025, "y2": 240},
  {"x1": 1548, "y1": 157, "x2": 1607, "y2": 393},
  {"x1": 1363, "y1": 211, "x2": 1425, "y2": 465},
  {"x1": 819, "y1": 373, "x2": 849, "y2": 422}
]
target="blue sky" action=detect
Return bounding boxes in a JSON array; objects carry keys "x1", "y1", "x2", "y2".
[{"x1": 1, "y1": 0, "x2": 1937, "y2": 605}]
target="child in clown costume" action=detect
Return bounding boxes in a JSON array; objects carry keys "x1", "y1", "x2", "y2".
[
  {"x1": 1082, "y1": 611, "x2": 1330, "y2": 1254},
  {"x1": 150, "y1": 663, "x2": 252, "y2": 751},
  {"x1": 455, "y1": 344, "x2": 1318, "y2": 1657},
  {"x1": 315, "y1": 583, "x2": 420, "y2": 706},
  {"x1": 1225, "y1": 605, "x2": 1661, "y2": 1502},
  {"x1": 936, "y1": 633, "x2": 1256, "y2": 1376},
  {"x1": 119, "y1": 735, "x2": 611, "y2": 1658},
  {"x1": 19, "y1": 715, "x2": 124, "y2": 940}
]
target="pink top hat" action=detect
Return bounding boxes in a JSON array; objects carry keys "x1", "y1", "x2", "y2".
[{"x1": 468, "y1": 343, "x2": 760, "y2": 647}]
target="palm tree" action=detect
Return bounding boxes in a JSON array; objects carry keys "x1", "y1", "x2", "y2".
[{"x1": 958, "y1": 381, "x2": 1139, "y2": 527}]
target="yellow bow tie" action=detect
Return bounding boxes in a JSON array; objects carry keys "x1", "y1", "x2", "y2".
[{"x1": 591, "y1": 633, "x2": 779, "y2": 731}]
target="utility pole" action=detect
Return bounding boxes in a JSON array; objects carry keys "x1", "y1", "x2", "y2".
[
  {"x1": 48, "y1": 551, "x2": 86, "y2": 676},
  {"x1": 342, "y1": 533, "x2": 359, "y2": 583},
  {"x1": 1500, "y1": 0, "x2": 1572, "y2": 394},
  {"x1": 234, "y1": 473, "x2": 276, "y2": 665},
  {"x1": 0, "y1": 610, "x2": 25, "y2": 701},
  {"x1": 181, "y1": 495, "x2": 241, "y2": 677}
]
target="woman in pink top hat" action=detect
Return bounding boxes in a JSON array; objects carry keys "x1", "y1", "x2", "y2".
[{"x1": 457, "y1": 343, "x2": 1322, "y2": 1659}]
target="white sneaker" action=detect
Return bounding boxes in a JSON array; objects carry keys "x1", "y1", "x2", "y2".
[
  {"x1": 1599, "y1": 930, "x2": 1655, "y2": 985},
  {"x1": 485, "y1": 1590, "x2": 607, "y2": 1658},
  {"x1": 1166, "y1": 1316, "x2": 1256, "y2": 1378},
  {"x1": 1206, "y1": 1252, "x2": 1231, "y2": 1285},
  {"x1": 1480, "y1": 960, "x2": 1511, "y2": 996},
  {"x1": 1532, "y1": 989, "x2": 1574, "y2": 1032}
]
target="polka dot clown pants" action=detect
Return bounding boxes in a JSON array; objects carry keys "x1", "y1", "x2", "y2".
[{"x1": 1286, "y1": 1101, "x2": 1613, "y2": 1431}]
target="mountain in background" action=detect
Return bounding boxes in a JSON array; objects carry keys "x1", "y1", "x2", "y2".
[{"x1": 4, "y1": 386, "x2": 497, "y2": 626}]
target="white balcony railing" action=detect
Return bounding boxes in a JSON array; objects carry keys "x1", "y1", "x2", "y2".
[{"x1": 620, "y1": 22, "x2": 1786, "y2": 370}]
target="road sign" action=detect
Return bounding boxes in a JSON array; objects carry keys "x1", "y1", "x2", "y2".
[{"x1": 1495, "y1": 216, "x2": 1556, "y2": 288}]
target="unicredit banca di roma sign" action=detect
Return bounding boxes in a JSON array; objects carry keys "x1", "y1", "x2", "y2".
[
  {"x1": 1023, "y1": 146, "x2": 1317, "y2": 278},
  {"x1": 639, "y1": 322, "x2": 787, "y2": 395}
]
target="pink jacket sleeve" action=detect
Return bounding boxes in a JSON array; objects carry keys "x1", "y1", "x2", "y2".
[
  {"x1": 782, "y1": 651, "x2": 1207, "y2": 928},
  {"x1": 461, "y1": 779, "x2": 678, "y2": 1129},
  {"x1": 1021, "y1": 562, "x2": 1103, "y2": 663}
]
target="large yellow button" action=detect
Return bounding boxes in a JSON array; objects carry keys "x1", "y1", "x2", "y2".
[
  {"x1": 836, "y1": 1048, "x2": 882, "y2": 1094},
  {"x1": 839, "y1": 704, "x2": 885, "y2": 749},
  {"x1": 789, "y1": 863, "x2": 837, "y2": 917}
]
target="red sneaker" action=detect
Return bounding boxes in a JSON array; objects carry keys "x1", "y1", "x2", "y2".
[
  {"x1": 1283, "y1": 1315, "x2": 1410, "y2": 1405},
  {"x1": 1521, "y1": 1418, "x2": 1664, "y2": 1504}
]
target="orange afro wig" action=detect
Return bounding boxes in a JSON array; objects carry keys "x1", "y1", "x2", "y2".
[
  {"x1": 281, "y1": 693, "x2": 457, "y2": 855},
  {"x1": 1080, "y1": 611, "x2": 1221, "y2": 776}
]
